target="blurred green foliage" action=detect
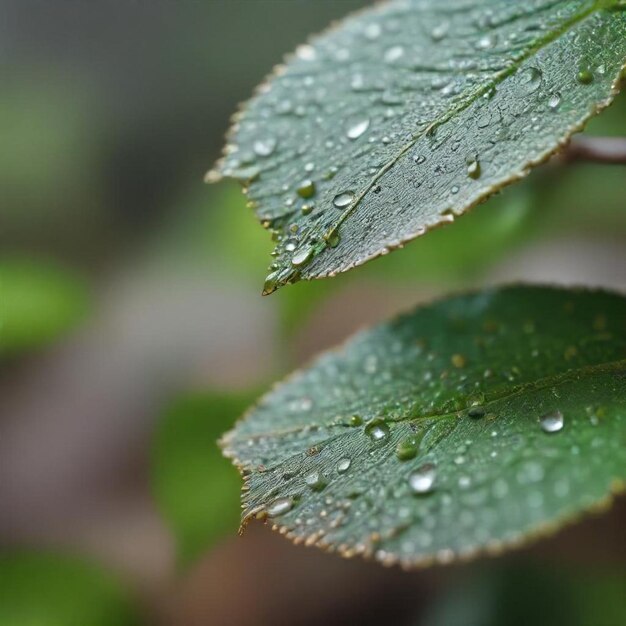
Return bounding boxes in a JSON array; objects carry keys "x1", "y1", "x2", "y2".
[
  {"x1": 424, "y1": 565, "x2": 626, "y2": 626},
  {"x1": 0, "y1": 552, "x2": 139, "y2": 626},
  {"x1": 152, "y1": 390, "x2": 259, "y2": 565},
  {"x1": 0, "y1": 258, "x2": 89, "y2": 357}
]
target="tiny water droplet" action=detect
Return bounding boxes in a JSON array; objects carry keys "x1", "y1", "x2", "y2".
[
  {"x1": 346, "y1": 118, "x2": 370, "y2": 140},
  {"x1": 476, "y1": 34, "x2": 497, "y2": 50},
  {"x1": 365, "y1": 419, "x2": 390, "y2": 443},
  {"x1": 577, "y1": 68, "x2": 593, "y2": 84},
  {"x1": 519, "y1": 66, "x2": 542, "y2": 93},
  {"x1": 409, "y1": 463, "x2": 436, "y2": 494},
  {"x1": 333, "y1": 191, "x2": 355, "y2": 209},
  {"x1": 466, "y1": 157, "x2": 481, "y2": 180},
  {"x1": 431, "y1": 22, "x2": 449, "y2": 41},
  {"x1": 468, "y1": 406, "x2": 485, "y2": 419},
  {"x1": 540, "y1": 410, "x2": 564, "y2": 433},
  {"x1": 384, "y1": 45, "x2": 404, "y2": 63},
  {"x1": 451, "y1": 353, "x2": 467, "y2": 368},
  {"x1": 301, "y1": 203, "x2": 313, "y2": 215},
  {"x1": 267, "y1": 497, "x2": 293, "y2": 517},
  {"x1": 291, "y1": 245, "x2": 314, "y2": 267},
  {"x1": 349, "y1": 415, "x2": 363, "y2": 427},
  {"x1": 297, "y1": 179, "x2": 316, "y2": 199},
  {"x1": 337, "y1": 457, "x2": 352, "y2": 474},
  {"x1": 548, "y1": 92, "x2": 561, "y2": 110},
  {"x1": 253, "y1": 138, "x2": 277, "y2": 157},
  {"x1": 325, "y1": 227, "x2": 341, "y2": 248},
  {"x1": 305, "y1": 471, "x2": 328, "y2": 491}
]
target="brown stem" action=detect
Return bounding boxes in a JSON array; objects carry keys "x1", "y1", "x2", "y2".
[{"x1": 563, "y1": 136, "x2": 626, "y2": 165}]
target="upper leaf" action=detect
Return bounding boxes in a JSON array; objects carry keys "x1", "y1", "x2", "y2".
[
  {"x1": 221, "y1": 286, "x2": 626, "y2": 567},
  {"x1": 210, "y1": 0, "x2": 626, "y2": 293}
]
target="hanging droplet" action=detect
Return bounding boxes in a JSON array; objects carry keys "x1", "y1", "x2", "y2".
[
  {"x1": 540, "y1": 410, "x2": 564, "y2": 433},
  {"x1": 253, "y1": 138, "x2": 277, "y2": 157},
  {"x1": 333, "y1": 191, "x2": 355, "y2": 209},
  {"x1": 365, "y1": 419, "x2": 389, "y2": 443},
  {"x1": 263, "y1": 271, "x2": 280, "y2": 295},
  {"x1": 297, "y1": 179, "x2": 316, "y2": 199},
  {"x1": 291, "y1": 244, "x2": 314, "y2": 267},
  {"x1": 305, "y1": 471, "x2": 328, "y2": 491},
  {"x1": 396, "y1": 436, "x2": 419, "y2": 461},
  {"x1": 548, "y1": 92, "x2": 561, "y2": 110},
  {"x1": 409, "y1": 463, "x2": 437, "y2": 494},
  {"x1": 267, "y1": 497, "x2": 294, "y2": 517},
  {"x1": 337, "y1": 457, "x2": 352, "y2": 474},
  {"x1": 346, "y1": 118, "x2": 370, "y2": 140}
]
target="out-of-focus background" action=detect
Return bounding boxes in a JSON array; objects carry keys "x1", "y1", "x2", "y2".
[{"x1": 1, "y1": 1, "x2": 625, "y2": 625}]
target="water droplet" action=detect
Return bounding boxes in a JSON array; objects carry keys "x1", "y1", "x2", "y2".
[
  {"x1": 333, "y1": 191, "x2": 355, "y2": 209},
  {"x1": 364, "y1": 23, "x2": 382, "y2": 40},
  {"x1": 325, "y1": 227, "x2": 341, "y2": 248},
  {"x1": 431, "y1": 22, "x2": 449, "y2": 41},
  {"x1": 540, "y1": 410, "x2": 564, "y2": 433},
  {"x1": 384, "y1": 46, "x2": 404, "y2": 64},
  {"x1": 409, "y1": 463, "x2": 437, "y2": 494},
  {"x1": 263, "y1": 271, "x2": 280, "y2": 294},
  {"x1": 365, "y1": 419, "x2": 389, "y2": 443},
  {"x1": 253, "y1": 138, "x2": 277, "y2": 157},
  {"x1": 468, "y1": 406, "x2": 485, "y2": 419},
  {"x1": 466, "y1": 157, "x2": 481, "y2": 179},
  {"x1": 267, "y1": 497, "x2": 294, "y2": 517},
  {"x1": 548, "y1": 92, "x2": 561, "y2": 110},
  {"x1": 301, "y1": 203, "x2": 313, "y2": 215},
  {"x1": 519, "y1": 66, "x2": 542, "y2": 93},
  {"x1": 337, "y1": 457, "x2": 352, "y2": 474},
  {"x1": 297, "y1": 179, "x2": 316, "y2": 199},
  {"x1": 577, "y1": 68, "x2": 593, "y2": 84},
  {"x1": 296, "y1": 44, "x2": 317, "y2": 62},
  {"x1": 476, "y1": 34, "x2": 497, "y2": 50},
  {"x1": 413, "y1": 155, "x2": 427, "y2": 165},
  {"x1": 396, "y1": 436, "x2": 419, "y2": 461},
  {"x1": 291, "y1": 245, "x2": 314, "y2": 267},
  {"x1": 346, "y1": 118, "x2": 370, "y2": 140},
  {"x1": 451, "y1": 353, "x2": 467, "y2": 368},
  {"x1": 305, "y1": 471, "x2": 328, "y2": 491},
  {"x1": 349, "y1": 415, "x2": 363, "y2": 427}
]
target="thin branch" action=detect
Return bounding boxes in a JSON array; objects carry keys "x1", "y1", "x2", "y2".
[{"x1": 563, "y1": 136, "x2": 626, "y2": 165}]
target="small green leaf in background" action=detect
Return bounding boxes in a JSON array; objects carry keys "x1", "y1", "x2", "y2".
[
  {"x1": 221, "y1": 286, "x2": 626, "y2": 568},
  {"x1": 211, "y1": 0, "x2": 626, "y2": 293},
  {"x1": 152, "y1": 390, "x2": 258, "y2": 564},
  {"x1": 0, "y1": 258, "x2": 89, "y2": 356},
  {"x1": 0, "y1": 552, "x2": 139, "y2": 626}
]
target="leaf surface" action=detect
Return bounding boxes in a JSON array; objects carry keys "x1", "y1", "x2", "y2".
[
  {"x1": 222, "y1": 286, "x2": 626, "y2": 567},
  {"x1": 211, "y1": 0, "x2": 626, "y2": 293}
]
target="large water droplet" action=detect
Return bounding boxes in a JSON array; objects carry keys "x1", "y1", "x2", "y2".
[
  {"x1": 267, "y1": 497, "x2": 294, "y2": 517},
  {"x1": 540, "y1": 410, "x2": 564, "y2": 433},
  {"x1": 409, "y1": 463, "x2": 436, "y2": 494},
  {"x1": 291, "y1": 245, "x2": 314, "y2": 267},
  {"x1": 333, "y1": 191, "x2": 355, "y2": 209},
  {"x1": 346, "y1": 118, "x2": 370, "y2": 140}
]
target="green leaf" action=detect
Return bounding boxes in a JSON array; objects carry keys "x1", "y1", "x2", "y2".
[
  {"x1": 0, "y1": 258, "x2": 89, "y2": 357},
  {"x1": 0, "y1": 552, "x2": 139, "y2": 626},
  {"x1": 210, "y1": 0, "x2": 626, "y2": 293},
  {"x1": 152, "y1": 390, "x2": 259, "y2": 564},
  {"x1": 221, "y1": 286, "x2": 626, "y2": 568}
]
